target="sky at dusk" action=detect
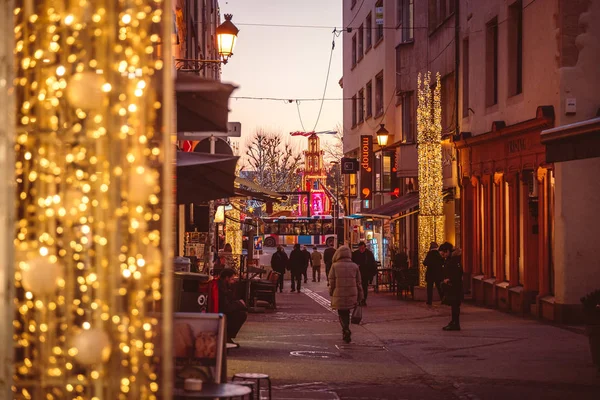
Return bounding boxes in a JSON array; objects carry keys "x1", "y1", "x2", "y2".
[{"x1": 219, "y1": 0, "x2": 344, "y2": 156}]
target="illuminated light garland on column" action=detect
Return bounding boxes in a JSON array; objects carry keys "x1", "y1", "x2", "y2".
[
  {"x1": 225, "y1": 201, "x2": 243, "y2": 270},
  {"x1": 417, "y1": 72, "x2": 445, "y2": 286},
  {"x1": 13, "y1": 0, "x2": 169, "y2": 398}
]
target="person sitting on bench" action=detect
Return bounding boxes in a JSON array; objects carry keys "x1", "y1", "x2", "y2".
[{"x1": 217, "y1": 268, "x2": 247, "y2": 347}]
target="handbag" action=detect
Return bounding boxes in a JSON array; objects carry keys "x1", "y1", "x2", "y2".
[{"x1": 351, "y1": 305, "x2": 362, "y2": 324}]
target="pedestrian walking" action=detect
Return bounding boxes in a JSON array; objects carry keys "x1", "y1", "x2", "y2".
[
  {"x1": 328, "y1": 245, "x2": 364, "y2": 343},
  {"x1": 289, "y1": 244, "x2": 305, "y2": 293},
  {"x1": 439, "y1": 242, "x2": 463, "y2": 331},
  {"x1": 352, "y1": 242, "x2": 377, "y2": 306},
  {"x1": 323, "y1": 242, "x2": 336, "y2": 286},
  {"x1": 424, "y1": 242, "x2": 444, "y2": 305},
  {"x1": 270, "y1": 245, "x2": 288, "y2": 293},
  {"x1": 311, "y1": 246, "x2": 323, "y2": 282},
  {"x1": 301, "y1": 245, "x2": 311, "y2": 283}
]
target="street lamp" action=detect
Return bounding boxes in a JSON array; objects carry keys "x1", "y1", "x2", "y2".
[
  {"x1": 216, "y1": 14, "x2": 240, "y2": 64},
  {"x1": 176, "y1": 14, "x2": 240, "y2": 69},
  {"x1": 376, "y1": 124, "x2": 390, "y2": 147},
  {"x1": 330, "y1": 161, "x2": 341, "y2": 246}
]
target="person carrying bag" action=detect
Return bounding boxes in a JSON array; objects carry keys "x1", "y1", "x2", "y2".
[{"x1": 328, "y1": 246, "x2": 364, "y2": 343}]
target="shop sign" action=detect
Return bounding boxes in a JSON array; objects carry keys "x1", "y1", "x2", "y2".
[
  {"x1": 360, "y1": 135, "x2": 373, "y2": 200},
  {"x1": 507, "y1": 138, "x2": 530, "y2": 154}
]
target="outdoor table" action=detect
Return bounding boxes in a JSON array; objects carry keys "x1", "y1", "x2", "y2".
[
  {"x1": 173, "y1": 383, "x2": 251, "y2": 399},
  {"x1": 374, "y1": 268, "x2": 395, "y2": 293}
]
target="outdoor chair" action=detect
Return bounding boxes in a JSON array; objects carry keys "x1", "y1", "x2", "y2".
[{"x1": 250, "y1": 271, "x2": 280, "y2": 309}]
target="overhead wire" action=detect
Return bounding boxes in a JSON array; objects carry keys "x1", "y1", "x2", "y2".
[
  {"x1": 311, "y1": 30, "x2": 337, "y2": 131},
  {"x1": 345, "y1": 0, "x2": 365, "y2": 29}
]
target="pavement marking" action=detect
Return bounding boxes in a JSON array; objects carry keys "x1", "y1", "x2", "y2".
[{"x1": 301, "y1": 288, "x2": 335, "y2": 314}]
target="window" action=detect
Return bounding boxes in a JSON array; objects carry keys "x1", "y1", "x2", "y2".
[
  {"x1": 352, "y1": 34, "x2": 357, "y2": 67},
  {"x1": 382, "y1": 152, "x2": 393, "y2": 191},
  {"x1": 462, "y1": 38, "x2": 470, "y2": 117},
  {"x1": 428, "y1": 0, "x2": 455, "y2": 31},
  {"x1": 375, "y1": 72, "x2": 384, "y2": 117},
  {"x1": 397, "y1": 0, "x2": 414, "y2": 42},
  {"x1": 401, "y1": 91, "x2": 415, "y2": 142},
  {"x1": 358, "y1": 88, "x2": 365, "y2": 123},
  {"x1": 375, "y1": 0, "x2": 384, "y2": 43},
  {"x1": 366, "y1": 13, "x2": 373, "y2": 49},
  {"x1": 352, "y1": 95, "x2": 357, "y2": 127},
  {"x1": 358, "y1": 24, "x2": 364, "y2": 59},
  {"x1": 366, "y1": 81, "x2": 373, "y2": 118},
  {"x1": 508, "y1": 0, "x2": 523, "y2": 96},
  {"x1": 485, "y1": 17, "x2": 498, "y2": 107},
  {"x1": 440, "y1": 73, "x2": 455, "y2": 134}
]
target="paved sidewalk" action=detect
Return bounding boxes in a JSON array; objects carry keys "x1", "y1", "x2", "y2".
[{"x1": 228, "y1": 279, "x2": 600, "y2": 399}]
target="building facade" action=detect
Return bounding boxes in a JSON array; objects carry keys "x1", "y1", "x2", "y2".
[
  {"x1": 342, "y1": 0, "x2": 459, "y2": 268},
  {"x1": 455, "y1": 0, "x2": 600, "y2": 322}
]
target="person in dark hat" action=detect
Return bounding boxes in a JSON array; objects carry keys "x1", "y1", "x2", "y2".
[
  {"x1": 289, "y1": 243, "x2": 305, "y2": 293},
  {"x1": 424, "y1": 242, "x2": 444, "y2": 305},
  {"x1": 351, "y1": 241, "x2": 377, "y2": 306},
  {"x1": 438, "y1": 242, "x2": 463, "y2": 331}
]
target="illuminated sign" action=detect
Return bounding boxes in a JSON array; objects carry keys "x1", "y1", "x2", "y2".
[{"x1": 360, "y1": 135, "x2": 373, "y2": 200}]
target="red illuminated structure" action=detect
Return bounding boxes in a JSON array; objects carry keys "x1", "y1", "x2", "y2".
[{"x1": 291, "y1": 131, "x2": 336, "y2": 217}]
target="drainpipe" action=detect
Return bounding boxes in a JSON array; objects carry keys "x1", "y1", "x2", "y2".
[
  {"x1": 455, "y1": 0, "x2": 460, "y2": 138},
  {"x1": 454, "y1": 0, "x2": 461, "y2": 248}
]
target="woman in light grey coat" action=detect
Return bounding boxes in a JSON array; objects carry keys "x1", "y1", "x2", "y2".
[{"x1": 328, "y1": 246, "x2": 364, "y2": 343}]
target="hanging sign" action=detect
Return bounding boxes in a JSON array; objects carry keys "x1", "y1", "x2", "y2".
[
  {"x1": 360, "y1": 135, "x2": 373, "y2": 200},
  {"x1": 375, "y1": 6, "x2": 384, "y2": 25}
]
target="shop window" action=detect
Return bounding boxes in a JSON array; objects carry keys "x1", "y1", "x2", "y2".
[
  {"x1": 480, "y1": 183, "x2": 485, "y2": 275},
  {"x1": 504, "y1": 182, "x2": 511, "y2": 281}
]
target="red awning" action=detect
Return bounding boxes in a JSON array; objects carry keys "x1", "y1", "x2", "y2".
[{"x1": 358, "y1": 192, "x2": 419, "y2": 219}]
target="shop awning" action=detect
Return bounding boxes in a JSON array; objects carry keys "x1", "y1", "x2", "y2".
[
  {"x1": 234, "y1": 177, "x2": 284, "y2": 202},
  {"x1": 357, "y1": 192, "x2": 419, "y2": 219},
  {"x1": 157, "y1": 71, "x2": 237, "y2": 133},
  {"x1": 176, "y1": 151, "x2": 239, "y2": 203}
]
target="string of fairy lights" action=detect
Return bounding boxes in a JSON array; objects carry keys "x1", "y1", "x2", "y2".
[
  {"x1": 14, "y1": 0, "x2": 166, "y2": 398},
  {"x1": 417, "y1": 72, "x2": 445, "y2": 286}
]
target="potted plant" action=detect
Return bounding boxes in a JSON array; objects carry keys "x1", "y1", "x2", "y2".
[{"x1": 580, "y1": 289, "x2": 600, "y2": 370}]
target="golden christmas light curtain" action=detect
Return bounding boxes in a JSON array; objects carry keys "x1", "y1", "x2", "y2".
[
  {"x1": 13, "y1": 0, "x2": 170, "y2": 398},
  {"x1": 417, "y1": 72, "x2": 444, "y2": 286}
]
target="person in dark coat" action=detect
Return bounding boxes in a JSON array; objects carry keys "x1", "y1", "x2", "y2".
[
  {"x1": 301, "y1": 245, "x2": 311, "y2": 283},
  {"x1": 439, "y1": 242, "x2": 463, "y2": 331},
  {"x1": 424, "y1": 242, "x2": 444, "y2": 305},
  {"x1": 289, "y1": 244, "x2": 305, "y2": 293},
  {"x1": 352, "y1": 241, "x2": 377, "y2": 306},
  {"x1": 270, "y1": 245, "x2": 288, "y2": 293},
  {"x1": 217, "y1": 268, "x2": 247, "y2": 346},
  {"x1": 323, "y1": 242, "x2": 336, "y2": 286}
]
